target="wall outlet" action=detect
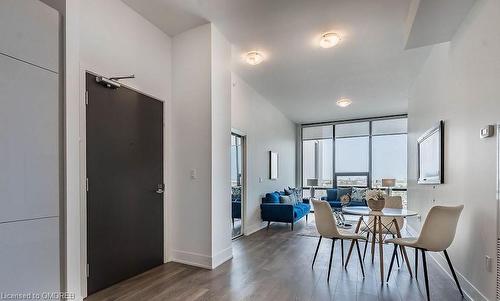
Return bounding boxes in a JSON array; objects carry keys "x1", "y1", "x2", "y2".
[
  {"x1": 190, "y1": 169, "x2": 197, "y2": 180},
  {"x1": 485, "y1": 255, "x2": 492, "y2": 272},
  {"x1": 258, "y1": 177, "x2": 263, "y2": 183},
  {"x1": 417, "y1": 215, "x2": 422, "y2": 222}
]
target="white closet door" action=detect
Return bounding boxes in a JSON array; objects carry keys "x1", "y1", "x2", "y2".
[
  {"x1": 0, "y1": 218, "x2": 60, "y2": 295},
  {"x1": 0, "y1": 0, "x2": 61, "y2": 297},
  {"x1": 0, "y1": 0, "x2": 59, "y2": 72},
  {"x1": 0, "y1": 55, "x2": 59, "y2": 223}
]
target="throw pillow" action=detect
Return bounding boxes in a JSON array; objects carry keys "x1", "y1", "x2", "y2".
[
  {"x1": 351, "y1": 187, "x2": 367, "y2": 200},
  {"x1": 280, "y1": 195, "x2": 293, "y2": 204},
  {"x1": 265, "y1": 192, "x2": 280, "y2": 204},
  {"x1": 337, "y1": 187, "x2": 352, "y2": 201},
  {"x1": 288, "y1": 192, "x2": 298, "y2": 205}
]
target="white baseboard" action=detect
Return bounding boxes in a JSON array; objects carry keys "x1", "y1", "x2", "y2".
[
  {"x1": 171, "y1": 249, "x2": 212, "y2": 269},
  {"x1": 406, "y1": 226, "x2": 488, "y2": 301},
  {"x1": 211, "y1": 246, "x2": 233, "y2": 269},
  {"x1": 244, "y1": 221, "x2": 267, "y2": 236},
  {"x1": 171, "y1": 247, "x2": 233, "y2": 270}
]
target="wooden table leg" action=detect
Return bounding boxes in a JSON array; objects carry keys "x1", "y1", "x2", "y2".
[
  {"x1": 378, "y1": 216, "x2": 384, "y2": 283},
  {"x1": 345, "y1": 216, "x2": 362, "y2": 268},
  {"x1": 371, "y1": 216, "x2": 377, "y2": 264},
  {"x1": 393, "y1": 218, "x2": 413, "y2": 277}
]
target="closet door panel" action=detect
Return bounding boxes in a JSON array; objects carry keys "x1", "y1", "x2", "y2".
[
  {"x1": 0, "y1": 55, "x2": 59, "y2": 223},
  {"x1": 0, "y1": 0, "x2": 59, "y2": 72},
  {"x1": 0, "y1": 218, "x2": 60, "y2": 295}
]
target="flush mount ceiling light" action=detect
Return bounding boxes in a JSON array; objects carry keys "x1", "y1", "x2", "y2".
[
  {"x1": 319, "y1": 32, "x2": 341, "y2": 48},
  {"x1": 336, "y1": 98, "x2": 352, "y2": 107},
  {"x1": 245, "y1": 51, "x2": 264, "y2": 65}
]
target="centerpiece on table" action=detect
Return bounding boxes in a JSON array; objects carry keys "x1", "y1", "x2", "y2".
[{"x1": 365, "y1": 189, "x2": 386, "y2": 211}]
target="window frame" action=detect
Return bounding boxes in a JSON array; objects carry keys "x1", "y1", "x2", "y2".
[{"x1": 300, "y1": 115, "x2": 407, "y2": 192}]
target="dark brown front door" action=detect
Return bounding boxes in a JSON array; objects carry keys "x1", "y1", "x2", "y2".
[{"x1": 86, "y1": 72, "x2": 164, "y2": 295}]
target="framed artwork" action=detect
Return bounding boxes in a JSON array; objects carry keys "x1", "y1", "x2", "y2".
[{"x1": 269, "y1": 151, "x2": 279, "y2": 180}]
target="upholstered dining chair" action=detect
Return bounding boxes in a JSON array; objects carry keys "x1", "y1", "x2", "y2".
[
  {"x1": 311, "y1": 199, "x2": 366, "y2": 282},
  {"x1": 386, "y1": 205, "x2": 464, "y2": 300},
  {"x1": 361, "y1": 196, "x2": 404, "y2": 262}
]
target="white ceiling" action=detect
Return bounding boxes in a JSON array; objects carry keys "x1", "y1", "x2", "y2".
[{"x1": 123, "y1": 0, "x2": 432, "y2": 123}]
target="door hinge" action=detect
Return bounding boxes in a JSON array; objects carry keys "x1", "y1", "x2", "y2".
[
  {"x1": 86, "y1": 263, "x2": 90, "y2": 278},
  {"x1": 85, "y1": 90, "x2": 89, "y2": 105},
  {"x1": 86, "y1": 178, "x2": 89, "y2": 192}
]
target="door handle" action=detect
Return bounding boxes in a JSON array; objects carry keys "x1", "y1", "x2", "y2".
[{"x1": 156, "y1": 184, "x2": 164, "y2": 194}]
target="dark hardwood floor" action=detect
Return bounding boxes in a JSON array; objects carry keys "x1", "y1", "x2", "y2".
[{"x1": 85, "y1": 217, "x2": 465, "y2": 301}]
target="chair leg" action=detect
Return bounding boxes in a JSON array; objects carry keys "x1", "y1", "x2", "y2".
[
  {"x1": 312, "y1": 236, "x2": 322, "y2": 269},
  {"x1": 266, "y1": 221, "x2": 270, "y2": 230},
  {"x1": 392, "y1": 235, "x2": 400, "y2": 267},
  {"x1": 355, "y1": 240, "x2": 365, "y2": 278},
  {"x1": 415, "y1": 248, "x2": 418, "y2": 280},
  {"x1": 327, "y1": 239, "x2": 336, "y2": 282},
  {"x1": 291, "y1": 222, "x2": 294, "y2": 231},
  {"x1": 341, "y1": 239, "x2": 345, "y2": 267},
  {"x1": 443, "y1": 250, "x2": 464, "y2": 297},
  {"x1": 421, "y1": 249, "x2": 430, "y2": 301},
  {"x1": 386, "y1": 244, "x2": 398, "y2": 282},
  {"x1": 363, "y1": 232, "x2": 370, "y2": 260},
  {"x1": 232, "y1": 218, "x2": 235, "y2": 228},
  {"x1": 306, "y1": 214, "x2": 308, "y2": 223}
]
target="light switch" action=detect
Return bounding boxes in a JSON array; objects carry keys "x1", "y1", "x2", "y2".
[{"x1": 190, "y1": 169, "x2": 197, "y2": 180}]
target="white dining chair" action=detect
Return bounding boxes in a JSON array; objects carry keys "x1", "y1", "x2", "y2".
[
  {"x1": 311, "y1": 199, "x2": 367, "y2": 282},
  {"x1": 385, "y1": 205, "x2": 464, "y2": 300}
]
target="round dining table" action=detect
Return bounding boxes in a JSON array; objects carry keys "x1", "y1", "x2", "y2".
[{"x1": 342, "y1": 206, "x2": 418, "y2": 283}]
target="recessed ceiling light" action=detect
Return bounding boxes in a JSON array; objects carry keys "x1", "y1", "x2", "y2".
[
  {"x1": 319, "y1": 32, "x2": 341, "y2": 48},
  {"x1": 336, "y1": 98, "x2": 352, "y2": 107},
  {"x1": 245, "y1": 51, "x2": 264, "y2": 65}
]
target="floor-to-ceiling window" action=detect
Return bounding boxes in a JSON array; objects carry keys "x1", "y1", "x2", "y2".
[
  {"x1": 302, "y1": 125, "x2": 333, "y2": 199},
  {"x1": 371, "y1": 118, "x2": 408, "y2": 206},
  {"x1": 301, "y1": 116, "x2": 408, "y2": 206}
]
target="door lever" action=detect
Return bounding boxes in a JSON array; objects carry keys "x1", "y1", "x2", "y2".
[{"x1": 156, "y1": 184, "x2": 164, "y2": 194}]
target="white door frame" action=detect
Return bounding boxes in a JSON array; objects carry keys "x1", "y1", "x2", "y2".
[
  {"x1": 78, "y1": 64, "x2": 169, "y2": 298},
  {"x1": 231, "y1": 128, "x2": 247, "y2": 237}
]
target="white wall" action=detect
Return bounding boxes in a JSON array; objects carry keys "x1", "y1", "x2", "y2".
[
  {"x1": 170, "y1": 24, "x2": 213, "y2": 267},
  {"x1": 79, "y1": 0, "x2": 171, "y2": 101},
  {"x1": 170, "y1": 23, "x2": 232, "y2": 269},
  {"x1": 231, "y1": 72, "x2": 297, "y2": 234},
  {"x1": 210, "y1": 26, "x2": 233, "y2": 267},
  {"x1": 65, "y1": 0, "x2": 172, "y2": 299},
  {"x1": 407, "y1": 0, "x2": 500, "y2": 299}
]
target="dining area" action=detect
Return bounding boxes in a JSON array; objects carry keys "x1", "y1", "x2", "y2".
[{"x1": 310, "y1": 195, "x2": 464, "y2": 301}]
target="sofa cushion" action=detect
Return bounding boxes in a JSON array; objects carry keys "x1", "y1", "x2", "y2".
[
  {"x1": 293, "y1": 202, "x2": 311, "y2": 218},
  {"x1": 326, "y1": 189, "x2": 338, "y2": 203},
  {"x1": 264, "y1": 192, "x2": 281, "y2": 204}
]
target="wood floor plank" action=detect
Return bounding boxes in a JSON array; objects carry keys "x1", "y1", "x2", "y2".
[{"x1": 85, "y1": 217, "x2": 464, "y2": 301}]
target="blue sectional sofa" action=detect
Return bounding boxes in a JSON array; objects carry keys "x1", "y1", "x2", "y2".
[
  {"x1": 321, "y1": 187, "x2": 367, "y2": 209},
  {"x1": 260, "y1": 190, "x2": 311, "y2": 231}
]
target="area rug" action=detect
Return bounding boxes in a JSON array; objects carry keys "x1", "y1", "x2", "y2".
[{"x1": 297, "y1": 219, "x2": 359, "y2": 238}]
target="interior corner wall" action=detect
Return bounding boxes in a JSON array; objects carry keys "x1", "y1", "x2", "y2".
[
  {"x1": 170, "y1": 24, "x2": 213, "y2": 268},
  {"x1": 210, "y1": 25, "x2": 233, "y2": 268},
  {"x1": 231, "y1": 72, "x2": 297, "y2": 235},
  {"x1": 65, "y1": 0, "x2": 172, "y2": 299},
  {"x1": 407, "y1": 0, "x2": 500, "y2": 299}
]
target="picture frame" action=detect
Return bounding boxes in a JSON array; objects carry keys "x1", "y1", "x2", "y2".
[
  {"x1": 417, "y1": 120, "x2": 444, "y2": 185},
  {"x1": 269, "y1": 151, "x2": 279, "y2": 180}
]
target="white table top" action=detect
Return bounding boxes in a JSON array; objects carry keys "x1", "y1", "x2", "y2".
[{"x1": 342, "y1": 206, "x2": 418, "y2": 217}]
